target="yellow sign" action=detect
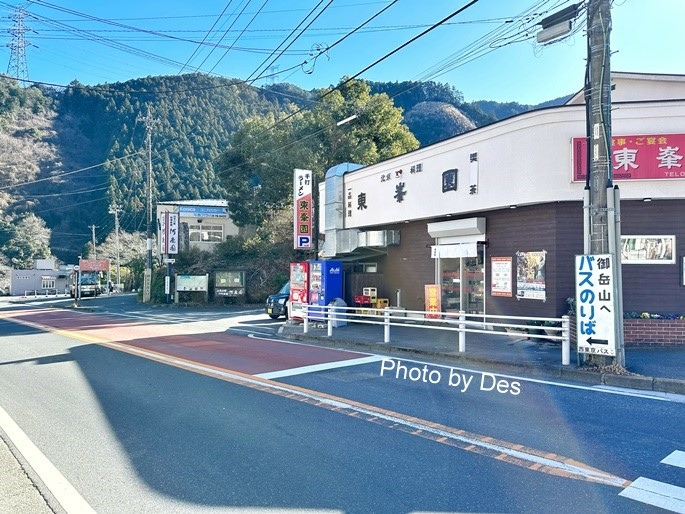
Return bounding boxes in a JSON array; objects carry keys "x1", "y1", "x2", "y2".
[{"x1": 424, "y1": 284, "x2": 442, "y2": 319}]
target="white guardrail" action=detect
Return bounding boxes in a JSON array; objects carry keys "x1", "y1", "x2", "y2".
[
  {"x1": 23, "y1": 289, "x2": 66, "y2": 298},
  {"x1": 301, "y1": 304, "x2": 571, "y2": 366}
]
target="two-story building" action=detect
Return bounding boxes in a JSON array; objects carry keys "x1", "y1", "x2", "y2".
[
  {"x1": 156, "y1": 199, "x2": 241, "y2": 257},
  {"x1": 319, "y1": 72, "x2": 685, "y2": 317}
]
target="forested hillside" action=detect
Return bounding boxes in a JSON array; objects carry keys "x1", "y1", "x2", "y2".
[{"x1": 0, "y1": 74, "x2": 570, "y2": 267}]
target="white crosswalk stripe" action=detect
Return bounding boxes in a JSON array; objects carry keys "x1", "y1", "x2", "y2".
[
  {"x1": 619, "y1": 450, "x2": 685, "y2": 513},
  {"x1": 662, "y1": 451, "x2": 685, "y2": 469}
]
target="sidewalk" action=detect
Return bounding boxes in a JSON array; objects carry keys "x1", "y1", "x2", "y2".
[
  {"x1": 279, "y1": 318, "x2": 685, "y2": 395},
  {"x1": 0, "y1": 436, "x2": 54, "y2": 514}
]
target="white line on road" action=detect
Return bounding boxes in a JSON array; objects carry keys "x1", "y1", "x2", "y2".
[
  {"x1": 0, "y1": 406, "x2": 96, "y2": 514},
  {"x1": 662, "y1": 450, "x2": 685, "y2": 469},
  {"x1": 256, "y1": 355, "x2": 385, "y2": 379},
  {"x1": 619, "y1": 477, "x2": 685, "y2": 513},
  {"x1": 377, "y1": 356, "x2": 685, "y2": 403}
]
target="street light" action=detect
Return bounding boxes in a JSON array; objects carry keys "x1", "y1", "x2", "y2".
[{"x1": 536, "y1": 4, "x2": 578, "y2": 43}]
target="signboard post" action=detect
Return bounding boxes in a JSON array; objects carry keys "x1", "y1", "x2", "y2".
[
  {"x1": 160, "y1": 212, "x2": 179, "y2": 304},
  {"x1": 575, "y1": 254, "x2": 617, "y2": 357},
  {"x1": 293, "y1": 169, "x2": 313, "y2": 250}
]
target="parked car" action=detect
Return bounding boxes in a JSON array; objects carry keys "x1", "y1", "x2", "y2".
[{"x1": 265, "y1": 282, "x2": 289, "y2": 319}]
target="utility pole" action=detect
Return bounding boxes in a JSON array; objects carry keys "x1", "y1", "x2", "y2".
[
  {"x1": 584, "y1": 0, "x2": 624, "y2": 367},
  {"x1": 109, "y1": 203, "x2": 122, "y2": 291},
  {"x1": 136, "y1": 105, "x2": 159, "y2": 302},
  {"x1": 89, "y1": 224, "x2": 98, "y2": 259}
]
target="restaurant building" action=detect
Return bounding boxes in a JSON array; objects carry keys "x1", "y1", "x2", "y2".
[{"x1": 319, "y1": 72, "x2": 685, "y2": 317}]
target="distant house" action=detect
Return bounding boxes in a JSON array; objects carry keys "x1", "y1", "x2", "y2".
[
  {"x1": 9, "y1": 259, "x2": 69, "y2": 296},
  {"x1": 156, "y1": 200, "x2": 242, "y2": 256}
]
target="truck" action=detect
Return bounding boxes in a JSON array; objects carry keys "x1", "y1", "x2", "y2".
[{"x1": 68, "y1": 270, "x2": 102, "y2": 298}]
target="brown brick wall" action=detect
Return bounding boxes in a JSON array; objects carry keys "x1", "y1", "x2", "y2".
[
  {"x1": 378, "y1": 221, "x2": 435, "y2": 311},
  {"x1": 570, "y1": 317, "x2": 685, "y2": 346},
  {"x1": 363, "y1": 198, "x2": 685, "y2": 316}
]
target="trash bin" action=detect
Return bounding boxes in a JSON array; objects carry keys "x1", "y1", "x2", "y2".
[{"x1": 329, "y1": 298, "x2": 347, "y2": 327}]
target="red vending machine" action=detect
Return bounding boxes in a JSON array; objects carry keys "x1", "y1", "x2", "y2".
[{"x1": 288, "y1": 262, "x2": 309, "y2": 321}]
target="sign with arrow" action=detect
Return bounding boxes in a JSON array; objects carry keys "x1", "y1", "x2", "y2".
[{"x1": 575, "y1": 254, "x2": 617, "y2": 356}]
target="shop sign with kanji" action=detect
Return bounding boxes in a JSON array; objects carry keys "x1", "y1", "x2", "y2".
[
  {"x1": 575, "y1": 254, "x2": 617, "y2": 356},
  {"x1": 572, "y1": 133, "x2": 685, "y2": 181},
  {"x1": 293, "y1": 169, "x2": 313, "y2": 250}
]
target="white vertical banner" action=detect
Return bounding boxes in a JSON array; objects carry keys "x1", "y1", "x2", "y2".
[
  {"x1": 293, "y1": 169, "x2": 313, "y2": 250},
  {"x1": 160, "y1": 212, "x2": 180, "y2": 254},
  {"x1": 575, "y1": 254, "x2": 617, "y2": 356}
]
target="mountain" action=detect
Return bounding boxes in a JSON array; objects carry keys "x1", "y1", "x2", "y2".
[{"x1": 0, "y1": 75, "x2": 571, "y2": 264}]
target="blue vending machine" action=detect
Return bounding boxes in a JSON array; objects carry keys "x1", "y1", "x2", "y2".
[{"x1": 308, "y1": 260, "x2": 344, "y2": 321}]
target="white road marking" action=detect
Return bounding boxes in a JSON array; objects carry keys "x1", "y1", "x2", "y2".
[
  {"x1": 619, "y1": 477, "x2": 685, "y2": 513},
  {"x1": 662, "y1": 450, "x2": 685, "y2": 469},
  {"x1": 256, "y1": 355, "x2": 385, "y2": 379},
  {"x1": 228, "y1": 327, "x2": 275, "y2": 336},
  {"x1": 0, "y1": 406, "x2": 96, "y2": 514},
  {"x1": 376, "y1": 356, "x2": 685, "y2": 403},
  {"x1": 591, "y1": 386, "x2": 685, "y2": 403}
]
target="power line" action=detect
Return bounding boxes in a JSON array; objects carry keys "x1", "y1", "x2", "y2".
[
  {"x1": 244, "y1": 0, "x2": 333, "y2": 84},
  {"x1": 177, "y1": 0, "x2": 237, "y2": 75},
  {"x1": 205, "y1": 0, "x2": 271, "y2": 76}
]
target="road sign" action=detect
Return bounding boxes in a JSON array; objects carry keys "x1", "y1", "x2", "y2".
[
  {"x1": 163, "y1": 258, "x2": 176, "y2": 264},
  {"x1": 575, "y1": 254, "x2": 617, "y2": 356}
]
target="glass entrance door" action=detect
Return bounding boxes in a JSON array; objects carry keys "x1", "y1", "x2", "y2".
[{"x1": 438, "y1": 246, "x2": 485, "y2": 315}]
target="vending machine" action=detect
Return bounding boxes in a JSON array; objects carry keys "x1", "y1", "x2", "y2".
[
  {"x1": 289, "y1": 262, "x2": 309, "y2": 321},
  {"x1": 308, "y1": 260, "x2": 344, "y2": 320}
]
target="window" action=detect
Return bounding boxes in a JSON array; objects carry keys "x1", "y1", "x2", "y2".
[
  {"x1": 353, "y1": 262, "x2": 378, "y2": 273},
  {"x1": 41, "y1": 277, "x2": 56, "y2": 290},
  {"x1": 188, "y1": 224, "x2": 223, "y2": 243}
]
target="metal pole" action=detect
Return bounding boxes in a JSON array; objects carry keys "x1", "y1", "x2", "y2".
[
  {"x1": 586, "y1": 0, "x2": 618, "y2": 366},
  {"x1": 89, "y1": 224, "x2": 97, "y2": 259},
  {"x1": 613, "y1": 186, "x2": 626, "y2": 364},
  {"x1": 137, "y1": 106, "x2": 158, "y2": 302},
  {"x1": 458, "y1": 310, "x2": 466, "y2": 353},
  {"x1": 109, "y1": 204, "x2": 122, "y2": 291},
  {"x1": 384, "y1": 307, "x2": 390, "y2": 343},
  {"x1": 562, "y1": 315, "x2": 570, "y2": 365}
]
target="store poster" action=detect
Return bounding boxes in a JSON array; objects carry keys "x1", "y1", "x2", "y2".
[{"x1": 516, "y1": 251, "x2": 547, "y2": 301}]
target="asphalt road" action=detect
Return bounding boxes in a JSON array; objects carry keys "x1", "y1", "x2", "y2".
[{"x1": 0, "y1": 295, "x2": 684, "y2": 513}]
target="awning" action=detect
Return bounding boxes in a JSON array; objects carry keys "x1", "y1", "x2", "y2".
[{"x1": 431, "y1": 242, "x2": 478, "y2": 258}]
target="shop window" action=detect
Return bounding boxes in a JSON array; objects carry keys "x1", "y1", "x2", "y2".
[
  {"x1": 189, "y1": 224, "x2": 224, "y2": 243},
  {"x1": 353, "y1": 262, "x2": 378, "y2": 273},
  {"x1": 41, "y1": 277, "x2": 56, "y2": 290}
]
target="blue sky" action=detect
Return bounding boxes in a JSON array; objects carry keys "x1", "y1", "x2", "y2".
[{"x1": 0, "y1": 0, "x2": 682, "y2": 105}]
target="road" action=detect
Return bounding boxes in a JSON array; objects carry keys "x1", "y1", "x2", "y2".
[{"x1": 0, "y1": 294, "x2": 684, "y2": 513}]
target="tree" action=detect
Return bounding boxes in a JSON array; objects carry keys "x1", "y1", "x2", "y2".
[
  {"x1": 216, "y1": 78, "x2": 419, "y2": 227},
  {"x1": 0, "y1": 213, "x2": 52, "y2": 268},
  {"x1": 94, "y1": 229, "x2": 149, "y2": 290},
  {"x1": 404, "y1": 101, "x2": 476, "y2": 146}
]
